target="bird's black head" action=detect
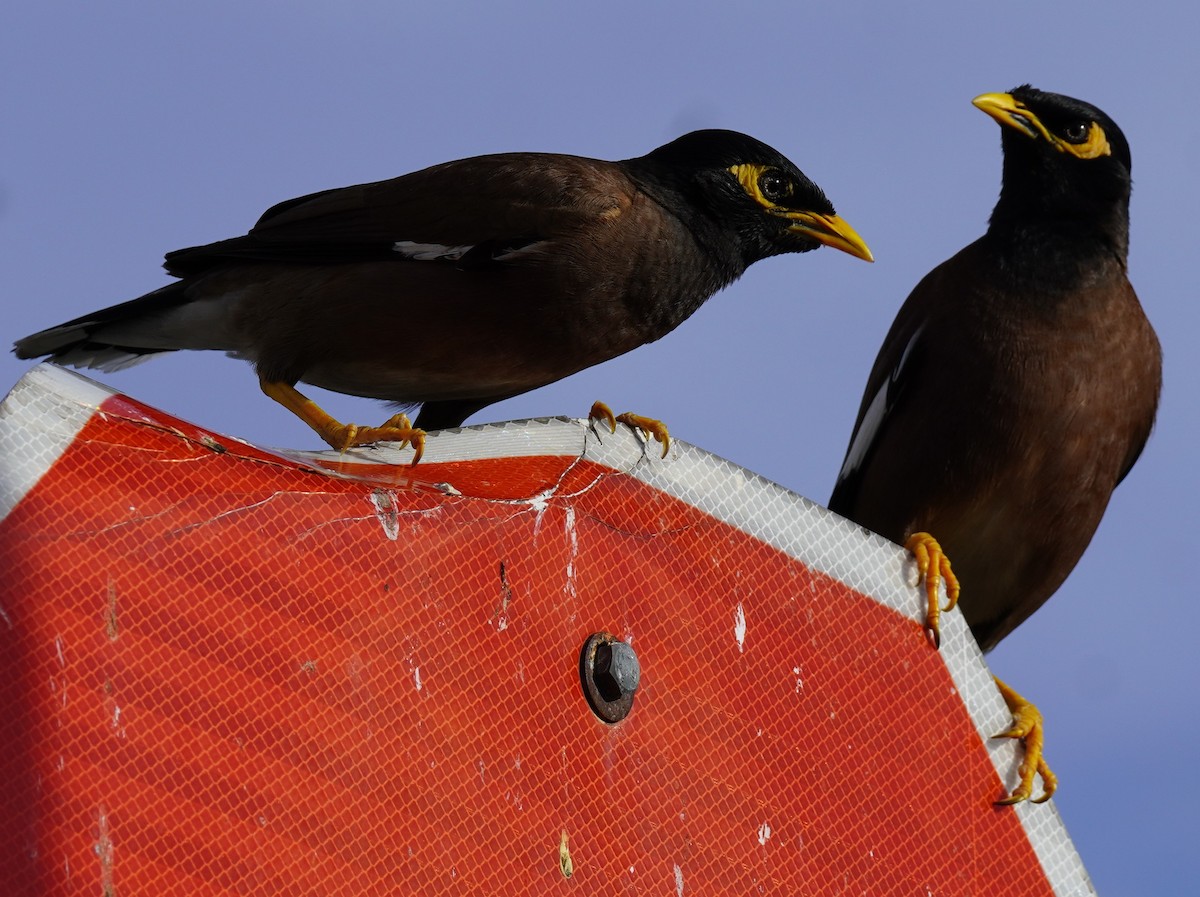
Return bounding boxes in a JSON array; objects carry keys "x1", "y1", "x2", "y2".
[
  {"x1": 974, "y1": 86, "x2": 1132, "y2": 236},
  {"x1": 625, "y1": 129, "x2": 872, "y2": 266}
]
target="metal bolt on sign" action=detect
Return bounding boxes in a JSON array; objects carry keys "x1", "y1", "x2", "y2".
[{"x1": 580, "y1": 632, "x2": 640, "y2": 723}]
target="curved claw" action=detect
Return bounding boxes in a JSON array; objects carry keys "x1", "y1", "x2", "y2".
[
  {"x1": 904, "y1": 531, "x2": 960, "y2": 648},
  {"x1": 992, "y1": 677, "x2": 1058, "y2": 805},
  {"x1": 588, "y1": 400, "x2": 618, "y2": 433},
  {"x1": 615, "y1": 411, "x2": 670, "y2": 458},
  {"x1": 332, "y1": 420, "x2": 427, "y2": 466},
  {"x1": 587, "y1": 402, "x2": 670, "y2": 458}
]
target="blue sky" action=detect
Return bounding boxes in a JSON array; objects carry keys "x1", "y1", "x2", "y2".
[{"x1": 3, "y1": 3, "x2": 1196, "y2": 893}]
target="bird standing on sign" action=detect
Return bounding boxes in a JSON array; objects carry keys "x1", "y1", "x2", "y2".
[
  {"x1": 13, "y1": 130, "x2": 871, "y2": 463},
  {"x1": 828, "y1": 86, "x2": 1161, "y2": 804}
]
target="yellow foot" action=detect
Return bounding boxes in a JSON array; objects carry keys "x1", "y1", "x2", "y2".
[
  {"x1": 904, "y1": 532, "x2": 960, "y2": 649},
  {"x1": 993, "y1": 677, "x2": 1058, "y2": 805},
  {"x1": 587, "y1": 402, "x2": 670, "y2": 458},
  {"x1": 259, "y1": 379, "x2": 426, "y2": 465},
  {"x1": 616, "y1": 412, "x2": 670, "y2": 458},
  {"x1": 327, "y1": 417, "x2": 427, "y2": 464},
  {"x1": 588, "y1": 400, "x2": 617, "y2": 433}
]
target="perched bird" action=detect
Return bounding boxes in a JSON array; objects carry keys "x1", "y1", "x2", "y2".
[
  {"x1": 828, "y1": 86, "x2": 1161, "y2": 803},
  {"x1": 13, "y1": 130, "x2": 871, "y2": 462}
]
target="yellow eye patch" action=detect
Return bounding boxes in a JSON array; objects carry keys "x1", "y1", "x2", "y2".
[
  {"x1": 1055, "y1": 121, "x2": 1111, "y2": 160},
  {"x1": 1008, "y1": 104, "x2": 1111, "y2": 160},
  {"x1": 729, "y1": 163, "x2": 791, "y2": 208}
]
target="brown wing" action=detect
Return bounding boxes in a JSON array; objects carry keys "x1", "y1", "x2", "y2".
[
  {"x1": 164, "y1": 152, "x2": 634, "y2": 276},
  {"x1": 827, "y1": 248, "x2": 958, "y2": 525}
]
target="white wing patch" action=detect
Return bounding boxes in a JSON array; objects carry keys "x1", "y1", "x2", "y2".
[
  {"x1": 392, "y1": 241, "x2": 474, "y2": 261},
  {"x1": 836, "y1": 324, "x2": 925, "y2": 485},
  {"x1": 392, "y1": 240, "x2": 548, "y2": 263}
]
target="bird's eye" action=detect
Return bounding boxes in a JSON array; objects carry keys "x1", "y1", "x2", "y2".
[
  {"x1": 1062, "y1": 122, "x2": 1090, "y2": 144},
  {"x1": 758, "y1": 170, "x2": 791, "y2": 203}
]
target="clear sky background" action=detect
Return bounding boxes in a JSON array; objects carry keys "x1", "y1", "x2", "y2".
[{"x1": 3, "y1": 3, "x2": 1195, "y2": 893}]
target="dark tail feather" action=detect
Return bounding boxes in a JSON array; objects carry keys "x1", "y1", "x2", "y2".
[{"x1": 13, "y1": 282, "x2": 189, "y2": 372}]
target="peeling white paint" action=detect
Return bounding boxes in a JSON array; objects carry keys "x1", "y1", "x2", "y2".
[
  {"x1": 734, "y1": 602, "x2": 746, "y2": 652},
  {"x1": 528, "y1": 489, "x2": 552, "y2": 538},
  {"x1": 369, "y1": 489, "x2": 401, "y2": 540},
  {"x1": 95, "y1": 805, "x2": 114, "y2": 894},
  {"x1": 564, "y1": 506, "x2": 579, "y2": 600}
]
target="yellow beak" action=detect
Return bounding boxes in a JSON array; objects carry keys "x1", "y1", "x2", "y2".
[{"x1": 783, "y1": 211, "x2": 873, "y2": 262}]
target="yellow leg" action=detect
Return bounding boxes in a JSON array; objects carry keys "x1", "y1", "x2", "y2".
[
  {"x1": 904, "y1": 532, "x2": 960, "y2": 648},
  {"x1": 260, "y1": 378, "x2": 426, "y2": 465},
  {"x1": 993, "y1": 677, "x2": 1058, "y2": 805},
  {"x1": 587, "y1": 401, "x2": 670, "y2": 458}
]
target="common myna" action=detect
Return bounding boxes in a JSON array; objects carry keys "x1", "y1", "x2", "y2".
[
  {"x1": 13, "y1": 129, "x2": 871, "y2": 462},
  {"x1": 828, "y1": 86, "x2": 1161, "y2": 803}
]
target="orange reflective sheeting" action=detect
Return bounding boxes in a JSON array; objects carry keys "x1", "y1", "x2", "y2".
[{"x1": 0, "y1": 366, "x2": 1090, "y2": 896}]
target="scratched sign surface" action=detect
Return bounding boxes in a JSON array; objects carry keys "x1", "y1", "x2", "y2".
[{"x1": 0, "y1": 365, "x2": 1093, "y2": 896}]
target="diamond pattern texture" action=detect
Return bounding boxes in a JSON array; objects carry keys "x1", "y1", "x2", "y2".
[{"x1": 0, "y1": 367, "x2": 1093, "y2": 896}]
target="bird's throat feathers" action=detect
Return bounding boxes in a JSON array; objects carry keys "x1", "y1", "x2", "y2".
[{"x1": 983, "y1": 215, "x2": 1129, "y2": 297}]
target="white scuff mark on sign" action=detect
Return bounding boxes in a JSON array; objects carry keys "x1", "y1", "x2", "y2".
[
  {"x1": 793, "y1": 664, "x2": 803, "y2": 693},
  {"x1": 167, "y1": 493, "x2": 286, "y2": 536},
  {"x1": 559, "y1": 830, "x2": 573, "y2": 879},
  {"x1": 564, "y1": 506, "x2": 579, "y2": 600},
  {"x1": 528, "y1": 490, "x2": 551, "y2": 538},
  {"x1": 413, "y1": 666, "x2": 422, "y2": 692},
  {"x1": 734, "y1": 602, "x2": 746, "y2": 653},
  {"x1": 96, "y1": 805, "x2": 115, "y2": 896},
  {"x1": 758, "y1": 821, "x2": 772, "y2": 845},
  {"x1": 369, "y1": 489, "x2": 401, "y2": 540},
  {"x1": 674, "y1": 862, "x2": 684, "y2": 896}
]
